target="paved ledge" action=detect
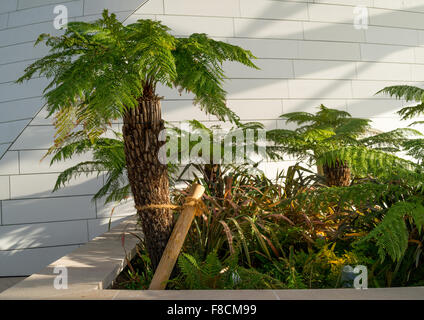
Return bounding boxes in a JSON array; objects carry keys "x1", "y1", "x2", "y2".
[
  {"x1": 1, "y1": 214, "x2": 423, "y2": 300},
  {"x1": 0, "y1": 277, "x2": 27, "y2": 294},
  {"x1": 0, "y1": 215, "x2": 141, "y2": 300},
  {"x1": 110, "y1": 287, "x2": 424, "y2": 300},
  {"x1": 4, "y1": 287, "x2": 424, "y2": 300}
]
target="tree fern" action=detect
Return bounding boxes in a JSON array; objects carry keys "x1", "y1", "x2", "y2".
[
  {"x1": 16, "y1": 10, "x2": 258, "y2": 268},
  {"x1": 17, "y1": 11, "x2": 258, "y2": 148},
  {"x1": 267, "y1": 104, "x2": 418, "y2": 186}
]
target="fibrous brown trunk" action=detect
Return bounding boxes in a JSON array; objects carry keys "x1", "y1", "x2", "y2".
[
  {"x1": 122, "y1": 94, "x2": 173, "y2": 270},
  {"x1": 323, "y1": 159, "x2": 351, "y2": 187}
]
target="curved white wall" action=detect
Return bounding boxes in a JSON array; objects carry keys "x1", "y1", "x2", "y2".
[{"x1": 1, "y1": 0, "x2": 424, "y2": 275}]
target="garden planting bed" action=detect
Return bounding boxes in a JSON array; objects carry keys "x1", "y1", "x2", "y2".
[{"x1": 1, "y1": 215, "x2": 423, "y2": 300}]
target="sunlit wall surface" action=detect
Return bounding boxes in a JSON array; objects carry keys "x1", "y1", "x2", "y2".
[{"x1": 1, "y1": 0, "x2": 423, "y2": 275}]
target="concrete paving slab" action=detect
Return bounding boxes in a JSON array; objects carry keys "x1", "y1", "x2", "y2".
[
  {"x1": 113, "y1": 290, "x2": 279, "y2": 300},
  {"x1": 0, "y1": 215, "x2": 141, "y2": 300},
  {"x1": 0, "y1": 277, "x2": 26, "y2": 293}
]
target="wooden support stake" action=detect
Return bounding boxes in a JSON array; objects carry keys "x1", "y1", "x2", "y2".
[{"x1": 149, "y1": 183, "x2": 205, "y2": 290}]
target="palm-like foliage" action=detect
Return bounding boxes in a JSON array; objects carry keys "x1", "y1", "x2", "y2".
[
  {"x1": 18, "y1": 10, "x2": 257, "y2": 148},
  {"x1": 377, "y1": 84, "x2": 424, "y2": 164},
  {"x1": 377, "y1": 85, "x2": 424, "y2": 120},
  {"x1": 174, "y1": 120, "x2": 266, "y2": 197},
  {"x1": 266, "y1": 104, "x2": 424, "y2": 262},
  {"x1": 17, "y1": 10, "x2": 258, "y2": 269},
  {"x1": 267, "y1": 104, "x2": 419, "y2": 186},
  {"x1": 52, "y1": 120, "x2": 266, "y2": 203},
  {"x1": 51, "y1": 131, "x2": 129, "y2": 204},
  {"x1": 267, "y1": 105, "x2": 371, "y2": 162}
]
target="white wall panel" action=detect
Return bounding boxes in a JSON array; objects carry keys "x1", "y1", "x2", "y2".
[
  {"x1": 411, "y1": 64, "x2": 424, "y2": 81},
  {"x1": 164, "y1": 0, "x2": 239, "y2": 18},
  {"x1": 226, "y1": 100, "x2": 283, "y2": 120},
  {"x1": 365, "y1": 26, "x2": 419, "y2": 46},
  {"x1": 225, "y1": 79, "x2": 289, "y2": 99},
  {"x1": 234, "y1": 18, "x2": 303, "y2": 39},
  {"x1": 360, "y1": 44, "x2": 416, "y2": 64},
  {"x1": 0, "y1": 145, "x2": 10, "y2": 158},
  {"x1": 0, "y1": 220, "x2": 88, "y2": 250},
  {"x1": 227, "y1": 38, "x2": 299, "y2": 59},
  {"x1": 0, "y1": 152, "x2": 19, "y2": 175},
  {"x1": 370, "y1": 117, "x2": 417, "y2": 133},
  {"x1": 18, "y1": 0, "x2": 77, "y2": 10},
  {"x1": 0, "y1": 245, "x2": 80, "y2": 276},
  {"x1": 0, "y1": 176, "x2": 9, "y2": 200},
  {"x1": 351, "y1": 80, "x2": 411, "y2": 99},
  {"x1": 0, "y1": 120, "x2": 29, "y2": 144},
  {"x1": 356, "y1": 62, "x2": 412, "y2": 81},
  {"x1": 314, "y1": 0, "x2": 372, "y2": 6},
  {"x1": 0, "y1": 21, "x2": 64, "y2": 47},
  {"x1": 308, "y1": 3, "x2": 356, "y2": 24},
  {"x1": 8, "y1": 1, "x2": 83, "y2": 27},
  {"x1": 156, "y1": 83, "x2": 195, "y2": 100},
  {"x1": 9, "y1": 173, "x2": 103, "y2": 199},
  {"x1": 298, "y1": 41, "x2": 360, "y2": 61},
  {"x1": 224, "y1": 59, "x2": 294, "y2": 79},
  {"x1": 0, "y1": 98, "x2": 44, "y2": 123},
  {"x1": 0, "y1": 14, "x2": 8, "y2": 30},
  {"x1": 0, "y1": 61, "x2": 33, "y2": 84},
  {"x1": 239, "y1": 0, "x2": 308, "y2": 21},
  {"x1": 0, "y1": 0, "x2": 17, "y2": 14},
  {"x1": 162, "y1": 101, "x2": 209, "y2": 121},
  {"x1": 369, "y1": 8, "x2": 424, "y2": 30},
  {"x1": 346, "y1": 99, "x2": 404, "y2": 118},
  {"x1": 134, "y1": 0, "x2": 163, "y2": 15},
  {"x1": 95, "y1": 198, "x2": 135, "y2": 218},
  {"x1": 2, "y1": 196, "x2": 96, "y2": 224},
  {"x1": 303, "y1": 21, "x2": 365, "y2": 42},
  {"x1": 9, "y1": 125, "x2": 55, "y2": 150},
  {"x1": 288, "y1": 79, "x2": 352, "y2": 99},
  {"x1": 0, "y1": 41, "x2": 50, "y2": 65},
  {"x1": 373, "y1": 0, "x2": 424, "y2": 12},
  {"x1": 19, "y1": 149, "x2": 93, "y2": 174},
  {"x1": 0, "y1": 78, "x2": 48, "y2": 103},
  {"x1": 293, "y1": 60, "x2": 356, "y2": 80},
  {"x1": 414, "y1": 47, "x2": 424, "y2": 64},
  {"x1": 158, "y1": 15, "x2": 235, "y2": 37}
]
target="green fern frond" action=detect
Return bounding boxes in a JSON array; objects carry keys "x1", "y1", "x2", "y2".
[
  {"x1": 362, "y1": 200, "x2": 424, "y2": 261},
  {"x1": 318, "y1": 146, "x2": 419, "y2": 178},
  {"x1": 376, "y1": 85, "x2": 424, "y2": 102},
  {"x1": 360, "y1": 128, "x2": 422, "y2": 151},
  {"x1": 403, "y1": 138, "x2": 424, "y2": 163},
  {"x1": 398, "y1": 103, "x2": 424, "y2": 120},
  {"x1": 17, "y1": 10, "x2": 258, "y2": 151}
]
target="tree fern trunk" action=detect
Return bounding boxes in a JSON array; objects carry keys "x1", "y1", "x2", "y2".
[
  {"x1": 323, "y1": 159, "x2": 351, "y2": 187},
  {"x1": 122, "y1": 96, "x2": 173, "y2": 270}
]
